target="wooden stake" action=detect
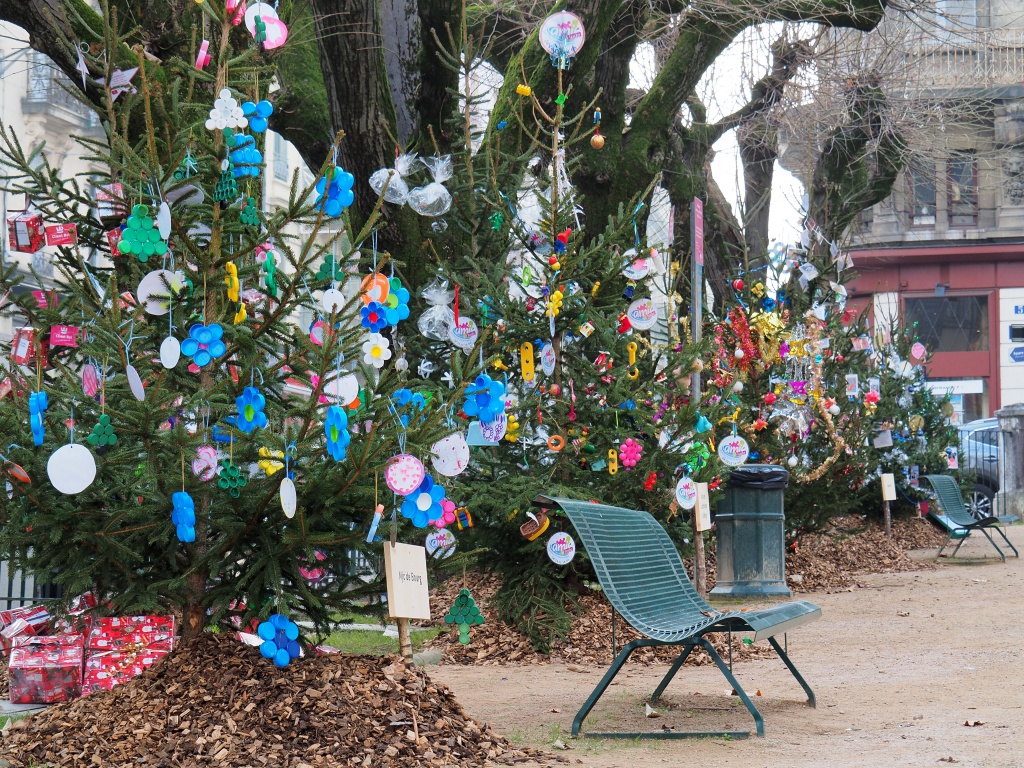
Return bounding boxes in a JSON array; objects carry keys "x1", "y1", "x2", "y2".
[
  {"x1": 397, "y1": 617, "x2": 413, "y2": 663},
  {"x1": 883, "y1": 499, "x2": 892, "y2": 539}
]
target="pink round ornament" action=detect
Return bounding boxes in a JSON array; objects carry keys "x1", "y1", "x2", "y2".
[
  {"x1": 262, "y1": 17, "x2": 289, "y2": 49},
  {"x1": 430, "y1": 432, "x2": 470, "y2": 477},
  {"x1": 385, "y1": 454, "x2": 425, "y2": 496},
  {"x1": 433, "y1": 498, "x2": 457, "y2": 528},
  {"x1": 193, "y1": 446, "x2": 218, "y2": 480}
]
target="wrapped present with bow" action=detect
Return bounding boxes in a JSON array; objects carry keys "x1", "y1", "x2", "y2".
[{"x1": 83, "y1": 615, "x2": 176, "y2": 694}]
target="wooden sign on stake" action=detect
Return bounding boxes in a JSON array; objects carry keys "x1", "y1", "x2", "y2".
[{"x1": 383, "y1": 542, "x2": 431, "y2": 620}]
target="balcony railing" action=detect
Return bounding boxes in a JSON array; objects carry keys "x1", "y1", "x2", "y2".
[
  {"x1": 24, "y1": 55, "x2": 97, "y2": 125},
  {"x1": 901, "y1": 27, "x2": 1024, "y2": 91}
]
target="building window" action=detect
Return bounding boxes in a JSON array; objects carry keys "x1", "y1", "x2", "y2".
[
  {"x1": 947, "y1": 152, "x2": 977, "y2": 226},
  {"x1": 904, "y1": 295, "x2": 988, "y2": 353},
  {"x1": 910, "y1": 162, "x2": 935, "y2": 226},
  {"x1": 273, "y1": 133, "x2": 289, "y2": 181},
  {"x1": 936, "y1": 0, "x2": 976, "y2": 30}
]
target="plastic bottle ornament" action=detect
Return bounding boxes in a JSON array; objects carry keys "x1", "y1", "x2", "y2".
[
  {"x1": 87, "y1": 415, "x2": 118, "y2": 448},
  {"x1": 619, "y1": 438, "x2": 642, "y2": 469},
  {"x1": 218, "y1": 458, "x2": 248, "y2": 498},
  {"x1": 444, "y1": 588, "x2": 485, "y2": 645},
  {"x1": 463, "y1": 374, "x2": 506, "y2": 424},
  {"x1": 383, "y1": 277, "x2": 411, "y2": 326},
  {"x1": 369, "y1": 153, "x2": 416, "y2": 205},
  {"x1": 181, "y1": 323, "x2": 226, "y2": 367},
  {"x1": 29, "y1": 391, "x2": 48, "y2": 446},
  {"x1": 228, "y1": 134, "x2": 263, "y2": 178},
  {"x1": 257, "y1": 613, "x2": 301, "y2": 668},
  {"x1": 314, "y1": 166, "x2": 355, "y2": 218},
  {"x1": 117, "y1": 204, "x2": 167, "y2": 262},
  {"x1": 235, "y1": 386, "x2": 268, "y2": 433},
  {"x1": 324, "y1": 405, "x2": 350, "y2": 461},
  {"x1": 407, "y1": 155, "x2": 453, "y2": 217},
  {"x1": 361, "y1": 333, "x2": 392, "y2": 368}
]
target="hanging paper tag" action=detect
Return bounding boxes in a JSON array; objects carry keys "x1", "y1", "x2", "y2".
[
  {"x1": 674, "y1": 476, "x2": 698, "y2": 510},
  {"x1": 49, "y1": 325, "x2": 80, "y2": 348},
  {"x1": 626, "y1": 298, "x2": 658, "y2": 330},
  {"x1": 845, "y1": 374, "x2": 860, "y2": 400},
  {"x1": 546, "y1": 532, "x2": 576, "y2": 565},
  {"x1": 539, "y1": 343, "x2": 556, "y2": 376},
  {"x1": 717, "y1": 434, "x2": 749, "y2": 467},
  {"x1": 620, "y1": 248, "x2": 650, "y2": 280},
  {"x1": 448, "y1": 318, "x2": 478, "y2": 349},
  {"x1": 45, "y1": 223, "x2": 78, "y2": 247},
  {"x1": 426, "y1": 528, "x2": 457, "y2": 559},
  {"x1": 695, "y1": 483, "x2": 712, "y2": 532}
]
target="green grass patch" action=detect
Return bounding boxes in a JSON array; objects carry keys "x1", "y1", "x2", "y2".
[{"x1": 322, "y1": 626, "x2": 442, "y2": 656}]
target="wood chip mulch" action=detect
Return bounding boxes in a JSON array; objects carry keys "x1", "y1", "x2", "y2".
[
  {"x1": 424, "y1": 517, "x2": 947, "y2": 667},
  {"x1": 0, "y1": 633, "x2": 552, "y2": 768}
]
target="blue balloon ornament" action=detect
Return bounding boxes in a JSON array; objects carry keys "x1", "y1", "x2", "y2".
[
  {"x1": 314, "y1": 166, "x2": 355, "y2": 218},
  {"x1": 463, "y1": 374, "x2": 506, "y2": 424},
  {"x1": 401, "y1": 474, "x2": 446, "y2": 529},
  {"x1": 235, "y1": 386, "x2": 268, "y2": 433},
  {"x1": 324, "y1": 405, "x2": 350, "y2": 461},
  {"x1": 29, "y1": 391, "x2": 48, "y2": 446},
  {"x1": 171, "y1": 491, "x2": 196, "y2": 542},
  {"x1": 257, "y1": 613, "x2": 301, "y2": 668}
]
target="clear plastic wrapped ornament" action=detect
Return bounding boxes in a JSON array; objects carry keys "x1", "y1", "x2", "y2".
[
  {"x1": 417, "y1": 277, "x2": 455, "y2": 340},
  {"x1": 369, "y1": 153, "x2": 416, "y2": 205},
  {"x1": 407, "y1": 155, "x2": 453, "y2": 217}
]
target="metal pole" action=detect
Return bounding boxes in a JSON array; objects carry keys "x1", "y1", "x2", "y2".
[{"x1": 690, "y1": 198, "x2": 707, "y2": 597}]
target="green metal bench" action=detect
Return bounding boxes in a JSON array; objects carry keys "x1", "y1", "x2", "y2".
[
  {"x1": 924, "y1": 474, "x2": 1019, "y2": 561},
  {"x1": 534, "y1": 495, "x2": 821, "y2": 739}
]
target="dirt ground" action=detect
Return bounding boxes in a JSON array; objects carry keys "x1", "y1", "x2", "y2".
[{"x1": 433, "y1": 526, "x2": 1024, "y2": 768}]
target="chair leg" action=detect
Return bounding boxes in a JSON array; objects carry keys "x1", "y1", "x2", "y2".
[
  {"x1": 937, "y1": 532, "x2": 953, "y2": 558},
  {"x1": 949, "y1": 534, "x2": 968, "y2": 558},
  {"x1": 650, "y1": 643, "x2": 696, "y2": 703},
  {"x1": 979, "y1": 528, "x2": 1006, "y2": 562},
  {"x1": 768, "y1": 636, "x2": 816, "y2": 708},
  {"x1": 993, "y1": 526, "x2": 1019, "y2": 557},
  {"x1": 572, "y1": 639, "x2": 644, "y2": 737},
  {"x1": 697, "y1": 637, "x2": 765, "y2": 737}
]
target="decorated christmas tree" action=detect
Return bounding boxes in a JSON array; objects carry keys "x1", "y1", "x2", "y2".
[
  {"x1": 376, "y1": 20, "x2": 726, "y2": 650},
  {"x1": 0, "y1": 3, "x2": 454, "y2": 647}
]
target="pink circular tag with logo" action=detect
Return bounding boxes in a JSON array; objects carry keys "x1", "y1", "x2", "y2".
[{"x1": 385, "y1": 454, "x2": 425, "y2": 496}]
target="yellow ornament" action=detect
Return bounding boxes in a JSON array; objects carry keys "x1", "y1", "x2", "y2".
[
  {"x1": 505, "y1": 414, "x2": 521, "y2": 442},
  {"x1": 225, "y1": 262, "x2": 240, "y2": 303},
  {"x1": 547, "y1": 290, "x2": 564, "y2": 317},
  {"x1": 752, "y1": 282, "x2": 766, "y2": 298},
  {"x1": 516, "y1": 84, "x2": 532, "y2": 97},
  {"x1": 258, "y1": 447, "x2": 284, "y2": 475},
  {"x1": 233, "y1": 302, "x2": 247, "y2": 325}
]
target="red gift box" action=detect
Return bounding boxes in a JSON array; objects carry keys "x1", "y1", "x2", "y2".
[
  {"x1": 96, "y1": 182, "x2": 126, "y2": 225},
  {"x1": 44, "y1": 223, "x2": 78, "y2": 247},
  {"x1": 10, "y1": 326, "x2": 49, "y2": 366},
  {"x1": 83, "y1": 641, "x2": 173, "y2": 695},
  {"x1": 1, "y1": 619, "x2": 39, "y2": 656},
  {"x1": 7, "y1": 211, "x2": 45, "y2": 254},
  {"x1": 0, "y1": 603, "x2": 51, "y2": 629},
  {"x1": 87, "y1": 615, "x2": 176, "y2": 652},
  {"x1": 8, "y1": 635, "x2": 84, "y2": 704}
]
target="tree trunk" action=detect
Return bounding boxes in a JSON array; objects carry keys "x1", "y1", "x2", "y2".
[{"x1": 739, "y1": 118, "x2": 778, "y2": 269}]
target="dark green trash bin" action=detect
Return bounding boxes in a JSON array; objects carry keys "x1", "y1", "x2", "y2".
[{"x1": 710, "y1": 465, "x2": 792, "y2": 598}]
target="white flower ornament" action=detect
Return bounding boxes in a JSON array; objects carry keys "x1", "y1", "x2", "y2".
[
  {"x1": 362, "y1": 333, "x2": 392, "y2": 369},
  {"x1": 206, "y1": 88, "x2": 248, "y2": 132}
]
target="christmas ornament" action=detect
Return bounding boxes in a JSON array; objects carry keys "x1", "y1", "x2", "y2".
[
  {"x1": 87, "y1": 414, "x2": 117, "y2": 448},
  {"x1": 47, "y1": 443, "x2": 96, "y2": 495},
  {"x1": 117, "y1": 204, "x2": 167, "y2": 263},
  {"x1": 206, "y1": 88, "x2": 247, "y2": 131},
  {"x1": 314, "y1": 165, "x2": 355, "y2": 218},
  {"x1": 430, "y1": 432, "x2": 470, "y2": 477},
  {"x1": 383, "y1": 277, "x2": 411, "y2": 326},
  {"x1": 228, "y1": 134, "x2": 262, "y2": 178},
  {"x1": 360, "y1": 301, "x2": 388, "y2": 332},
  {"x1": 401, "y1": 474, "x2": 446, "y2": 528},
  {"x1": 361, "y1": 333, "x2": 392, "y2": 368},
  {"x1": 675, "y1": 476, "x2": 698, "y2": 509},
  {"x1": 29, "y1": 391, "x2": 48, "y2": 446},
  {"x1": 444, "y1": 588, "x2": 484, "y2": 645},
  {"x1": 257, "y1": 613, "x2": 301, "y2": 668},
  {"x1": 384, "y1": 454, "x2": 426, "y2": 496},
  {"x1": 193, "y1": 446, "x2": 218, "y2": 479},
  {"x1": 172, "y1": 491, "x2": 196, "y2": 542},
  {"x1": 463, "y1": 374, "x2": 505, "y2": 424},
  {"x1": 407, "y1": 155, "x2": 453, "y2": 217},
  {"x1": 239, "y1": 197, "x2": 261, "y2": 226},
  {"x1": 426, "y1": 527, "x2": 457, "y2": 557},
  {"x1": 217, "y1": 458, "x2": 248, "y2": 498},
  {"x1": 417, "y1": 277, "x2": 455, "y2": 341},
  {"x1": 126, "y1": 364, "x2": 146, "y2": 402},
  {"x1": 324, "y1": 406, "x2": 350, "y2": 461},
  {"x1": 619, "y1": 438, "x2": 642, "y2": 469},
  {"x1": 316, "y1": 253, "x2": 342, "y2": 282},
  {"x1": 181, "y1": 323, "x2": 226, "y2": 367},
  {"x1": 546, "y1": 532, "x2": 576, "y2": 565},
  {"x1": 241, "y1": 99, "x2": 274, "y2": 133},
  {"x1": 368, "y1": 153, "x2": 416, "y2": 205},
  {"x1": 235, "y1": 387, "x2": 268, "y2": 433}
]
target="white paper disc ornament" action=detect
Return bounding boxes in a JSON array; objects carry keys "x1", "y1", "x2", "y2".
[
  {"x1": 280, "y1": 477, "x2": 297, "y2": 518},
  {"x1": 546, "y1": 532, "x2": 577, "y2": 565},
  {"x1": 626, "y1": 298, "x2": 659, "y2": 331},
  {"x1": 384, "y1": 454, "x2": 426, "y2": 496},
  {"x1": 156, "y1": 201, "x2": 172, "y2": 240},
  {"x1": 159, "y1": 336, "x2": 181, "y2": 369},
  {"x1": 323, "y1": 374, "x2": 359, "y2": 405},
  {"x1": 126, "y1": 364, "x2": 145, "y2": 401},
  {"x1": 674, "y1": 476, "x2": 698, "y2": 509},
  {"x1": 717, "y1": 434, "x2": 750, "y2": 467},
  {"x1": 620, "y1": 248, "x2": 651, "y2": 280},
  {"x1": 322, "y1": 288, "x2": 345, "y2": 314},
  {"x1": 539, "y1": 343, "x2": 556, "y2": 376},
  {"x1": 426, "y1": 528, "x2": 457, "y2": 559},
  {"x1": 47, "y1": 443, "x2": 96, "y2": 495},
  {"x1": 137, "y1": 270, "x2": 180, "y2": 316},
  {"x1": 430, "y1": 432, "x2": 470, "y2": 477},
  {"x1": 448, "y1": 318, "x2": 478, "y2": 350},
  {"x1": 244, "y1": 1, "x2": 279, "y2": 34}
]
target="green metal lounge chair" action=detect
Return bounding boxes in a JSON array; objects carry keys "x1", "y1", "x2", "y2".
[
  {"x1": 923, "y1": 474, "x2": 1018, "y2": 561},
  {"x1": 534, "y1": 495, "x2": 821, "y2": 739}
]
